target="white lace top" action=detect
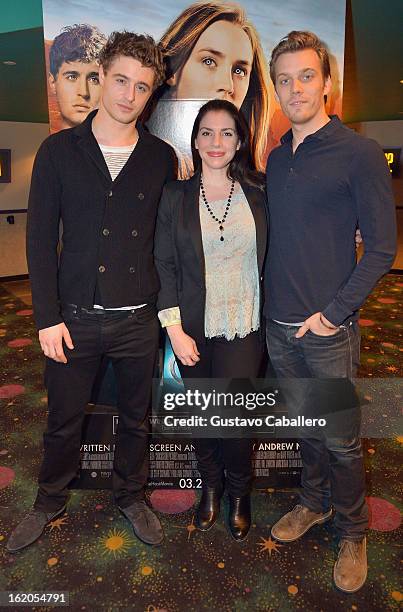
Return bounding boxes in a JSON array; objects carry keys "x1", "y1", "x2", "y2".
[
  {"x1": 158, "y1": 187, "x2": 260, "y2": 340},
  {"x1": 201, "y1": 188, "x2": 259, "y2": 340}
]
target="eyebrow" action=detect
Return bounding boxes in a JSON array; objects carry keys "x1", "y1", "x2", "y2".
[
  {"x1": 196, "y1": 48, "x2": 251, "y2": 66},
  {"x1": 61, "y1": 69, "x2": 99, "y2": 77},
  {"x1": 277, "y1": 67, "x2": 317, "y2": 78},
  {"x1": 199, "y1": 126, "x2": 236, "y2": 131},
  {"x1": 112, "y1": 73, "x2": 151, "y2": 89}
]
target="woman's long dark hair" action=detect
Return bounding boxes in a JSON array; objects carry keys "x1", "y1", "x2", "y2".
[{"x1": 191, "y1": 99, "x2": 264, "y2": 189}]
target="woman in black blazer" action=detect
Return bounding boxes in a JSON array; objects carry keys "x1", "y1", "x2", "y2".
[{"x1": 154, "y1": 99, "x2": 267, "y2": 541}]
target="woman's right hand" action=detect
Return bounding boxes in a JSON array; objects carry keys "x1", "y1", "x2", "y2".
[{"x1": 167, "y1": 325, "x2": 200, "y2": 366}]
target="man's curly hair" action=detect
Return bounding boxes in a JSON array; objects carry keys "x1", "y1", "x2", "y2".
[
  {"x1": 50, "y1": 24, "x2": 106, "y2": 78},
  {"x1": 99, "y1": 31, "x2": 165, "y2": 89}
]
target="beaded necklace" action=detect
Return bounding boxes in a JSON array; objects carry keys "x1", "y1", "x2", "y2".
[{"x1": 200, "y1": 175, "x2": 235, "y2": 242}]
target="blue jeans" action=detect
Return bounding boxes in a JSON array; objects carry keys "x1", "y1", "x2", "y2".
[{"x1": 266, "y1": 319, "x2": 368, "y2": 540}]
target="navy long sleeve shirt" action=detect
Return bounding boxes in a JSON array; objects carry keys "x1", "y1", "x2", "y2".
[{"x1": 264, "y1": 116, "x2": 397, "y2": 326}]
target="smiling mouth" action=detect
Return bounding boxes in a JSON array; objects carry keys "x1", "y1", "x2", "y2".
[
  {"x1": 73, "y1": 104, "x2": 90, "y2": 110},
  {"x1": 290, "y1": 100, "x2": 307, "y2": 106},
  {"x1": 207, "y1": 152, "x2": 225, "y2": 157}
]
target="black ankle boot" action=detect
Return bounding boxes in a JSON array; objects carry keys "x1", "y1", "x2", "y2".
[
  {"x1": 228, "y1": 494, "x2": 251, "y2": 541},
  {"x1": 196, "y1": 487, "x2": 222, "y2": 531}
]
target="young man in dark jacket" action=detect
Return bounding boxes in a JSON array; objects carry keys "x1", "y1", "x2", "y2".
[
  {"x1": 264, "y1": 31, "x2": 396, "y2": 592},
  {"x1": 7, "y1": 31, "x2": 176, "y2": 552}
]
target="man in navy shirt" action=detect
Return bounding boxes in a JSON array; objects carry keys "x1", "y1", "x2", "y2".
[{"x1": 265, "y1": 31, "x2": 396, "y2": 592}]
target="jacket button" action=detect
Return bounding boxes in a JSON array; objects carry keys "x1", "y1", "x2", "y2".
[
  {"x1": 98, "y1": 265, "x2": 106, "y2": 273},
  {"x1": 131, "y1": 229, "x2": 138, "y2": 237},
  {"x1": 129, "y1": 266, "x2": 135, "y2": 274},
  {"x1": 108, "y1": 190, "x2": 113, "y2": 197},
  {"x1": 102, "y1": 228, "x2": 110, "y2": 236},
  {"x1": 138, "y1": 192, "x2": 144, "y2": 200}
]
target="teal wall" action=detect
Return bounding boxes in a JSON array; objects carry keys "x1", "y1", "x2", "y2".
[{"x1": 1, "y1": 0, "x2": 43, "y2": 34}]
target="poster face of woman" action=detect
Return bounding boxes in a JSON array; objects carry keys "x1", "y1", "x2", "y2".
[
  {"x1": 42, "y1": 0, "x2": 346, "y2": 167},
  {"x1": 167, "y1": 19, "x2": 253, "y2": 107},
  {"x1": 149, "y1": 2, "x2": 273, "y2": 176}
]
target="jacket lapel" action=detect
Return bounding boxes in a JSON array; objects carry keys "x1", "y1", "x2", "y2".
[
  {"x1": 183, "y1": 172, "x2": 205, "y2": 278},
  {"x1": 112, "y1": 124, "x2": 153, "y2": 185},
  {"x1": 74, "y1": 111, "x2": 111, "y2": 182},
  {"x1": 241, "y1": 183, "x2": 268, "y2": 275},
  {"x1": 73, "y1": 112, "x2": 153, "y2": 184}
]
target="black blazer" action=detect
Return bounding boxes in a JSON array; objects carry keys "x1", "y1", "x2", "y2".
[
  {"x1": 154, "y1": 172, "x2": 268, "y2": 342},
  {"x1": 26, "y1": 110, "x2": 176, "y2": 330}
]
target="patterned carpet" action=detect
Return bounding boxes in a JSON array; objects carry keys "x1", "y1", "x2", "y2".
[{"x1": 0, "y1": 276, "x2": 401, "y2": 611}]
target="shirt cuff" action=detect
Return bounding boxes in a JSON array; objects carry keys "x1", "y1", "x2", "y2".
[{"x1": 158, "y1": 306, "x2": 181, "y2": 328}]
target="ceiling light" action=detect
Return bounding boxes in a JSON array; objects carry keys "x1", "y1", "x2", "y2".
[{"x1": 3, "y1": 60, "x2": 16, "y2": 65}]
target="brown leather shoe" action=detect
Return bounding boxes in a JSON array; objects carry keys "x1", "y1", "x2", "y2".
[
  {"x1": 334, "y1": 537, "x2": 367, "y2": 593},
  {"x1": 271, "y1": 504, "x2": 332, "y2": 542}
]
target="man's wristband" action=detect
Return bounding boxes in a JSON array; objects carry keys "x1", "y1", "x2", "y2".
[{"x1": 320, "y1": 313, "x2": 337, "y2": 330}]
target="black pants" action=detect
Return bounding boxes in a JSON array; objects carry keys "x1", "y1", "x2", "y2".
[
  {"x1": 34, "y1": 304, "x2": 159, "y2": 512},
  {"x1": 178, "y1": 331, "x2": 263, "y2": 497}
]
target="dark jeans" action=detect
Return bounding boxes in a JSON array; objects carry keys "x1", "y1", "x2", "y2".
[
  {"x1": 266, "y1": 319, "x2": 368, "y2": 540},
  {"x1": 34, "y1": 304, "x2": 159, "y2": 512},
  {"x1": 178, "y1": 331, "x2": 263, "y2": 497}
]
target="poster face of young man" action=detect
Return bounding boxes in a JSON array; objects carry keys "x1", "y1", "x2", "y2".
[
  {"x1": 48, "y1": 59, "x2": 101, "y2": 129},
  {"x1": 45, "y1": 22, "x2": 106, "y2": 132}
]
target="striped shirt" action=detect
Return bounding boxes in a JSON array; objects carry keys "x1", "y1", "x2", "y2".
[{"x1": 99, "y1": 143, "x2": 135, "y2": 181}]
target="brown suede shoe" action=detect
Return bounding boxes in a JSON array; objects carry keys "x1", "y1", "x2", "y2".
[
  {"x1": 118, "y1": 501, "x2": 164, "y2": 546},
  {"x1": 333, "y1": 537, "x2": 367, "y2": 593},
  {"x1": 271, "y1": 504, "x2": 332, "y2": 542},
  {"x1": 6, "y1": 505, "x2": 66, "y2": 553}
]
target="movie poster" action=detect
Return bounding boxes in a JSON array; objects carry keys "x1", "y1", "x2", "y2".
[
  {"x1": 41, "y1": 0, "x2": 345, "y2": 488},
  {"x1": 42, "y1": 0, "x2": 346, "y2": 161}
]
